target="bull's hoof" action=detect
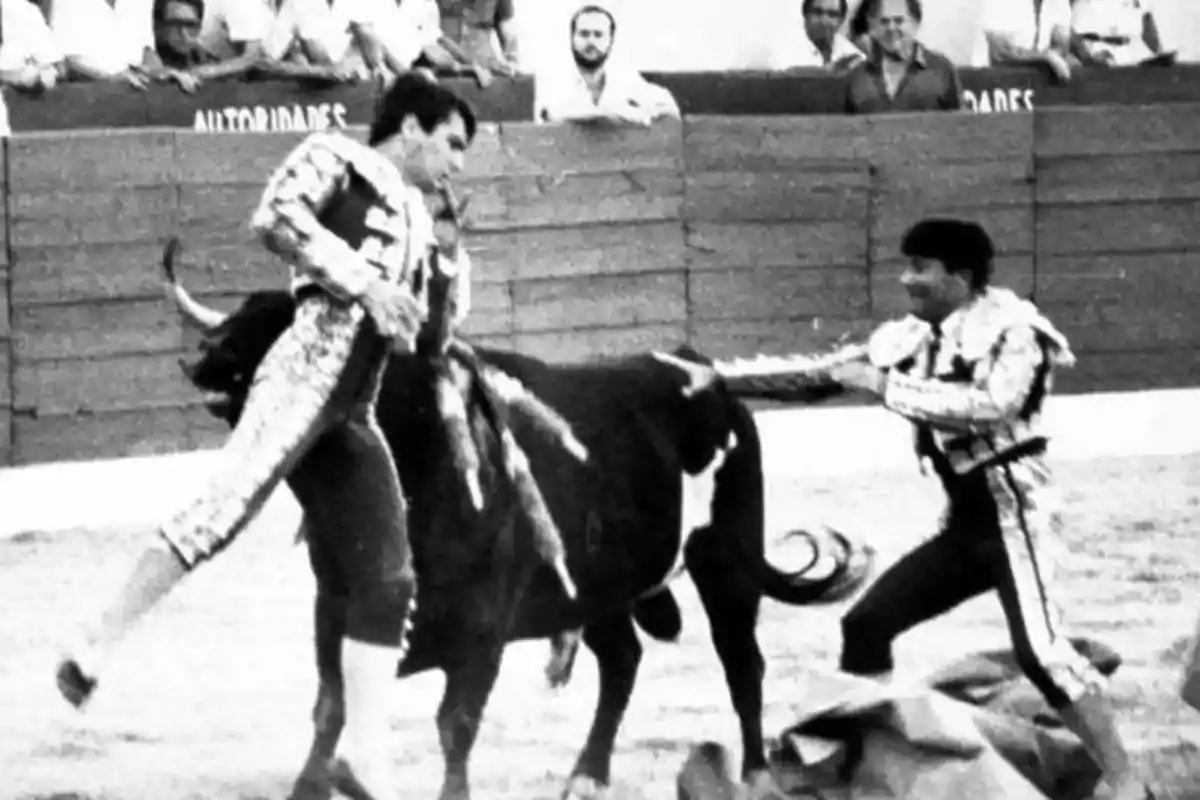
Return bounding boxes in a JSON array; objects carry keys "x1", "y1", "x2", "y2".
[
  {"x1": 329, "y1": 756, "x2": 390, "y2": 800},
  {"x1": 546, "y1": 630, "x2": 582, "y2": 689},
  {"x1": 677, "y1": 743, "x2": 740, "y2": 800},
  {"x1": 743, "y1": 768, "x2": 788, "y2": 800},
  {"x1": 55, "y1": 658, "x2": 97, "y2": 710},
  {"x1": 561, "y1": 773, "x2": 606, "y2": 800},
  {"x1": 288, "y1": 772, "x2": 334, "y2": 800}
]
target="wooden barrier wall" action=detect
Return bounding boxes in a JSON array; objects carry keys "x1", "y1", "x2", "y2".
[{"x1": 2, "y1": 103, "x2": 1199, "y2": 466}]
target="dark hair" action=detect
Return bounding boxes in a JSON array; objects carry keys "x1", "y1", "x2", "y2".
[
  {"x1": 368, "y1": 73, "x2": 478, "y2": 147},
  {"x1": 802, "y1": 0, "x2": 848, "y2": 18},
  {"x1": 570, "y1": 4, "x2": 616, "y2": 37},
  {"x1": 850, "y1": 0, "x2": 922, "y2": 37},
  {"x1": 901, "y1": 218, "x2": 994, "y2": 290}
]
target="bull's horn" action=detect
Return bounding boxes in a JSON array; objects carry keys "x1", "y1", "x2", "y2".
[
  {"x1": 652, "y1": 351, "x2": 719, "y2": 397},
  {"x1": 161, "y1": 237, "x2": 227, "y2": 332}
]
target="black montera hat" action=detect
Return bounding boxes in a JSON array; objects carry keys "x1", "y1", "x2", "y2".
[{"x1": 900, "y1": 218, "x2": 995, "y2": 286}]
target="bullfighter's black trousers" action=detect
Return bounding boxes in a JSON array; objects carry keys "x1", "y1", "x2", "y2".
[
  {"x1": 159, "y1": 289, "x2": 415, "y2": 647},
  {"x1": 838, "y1": 454, "x2": 1105, "y2": 710}
]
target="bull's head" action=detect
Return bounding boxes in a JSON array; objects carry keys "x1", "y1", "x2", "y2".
[{"x1": 162, "y1": 237, "x2": 297, "y2": 425}]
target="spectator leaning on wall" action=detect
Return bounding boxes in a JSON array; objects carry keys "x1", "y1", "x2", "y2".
[
  {"x1": 535, "y1": 4, "x2": 679, "y2": 126},
  {"x1": 1069, "y1": 0, "x2": 1172, "y2": 66},
  {"x1": 399, "y1": 0, "x2": 498, "y2": 88},
  {"x1": 981, "y1": 0, "x2": 1075, "y2": 82},
  {"x1": 844, "y1": 0, "x2": 962, "y2": 114},
  {"x1": 257, "y1": 0, "x2": 412, "y2": 83},
  {"x1": 771, "y1": 0, "x2": 865, "y2": 72},
  {"x1": 44, "y1": 0, "x2": 164, "y2": 89},
  {"x1": 1, "y1": 0, "x2": 66, "y2": 102},
  {"x1": 458, "y1": 0, "x2": 519, "y2": 75},
  {"x1": 152, "y1": 0, "x2": 272, "y2": 92}
]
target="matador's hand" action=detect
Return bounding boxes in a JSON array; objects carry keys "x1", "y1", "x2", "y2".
[{"x1": 361, "y1": 280, "x2": 424, "y2": 341}]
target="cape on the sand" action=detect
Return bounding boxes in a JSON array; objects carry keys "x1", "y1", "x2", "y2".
[{"x1": 678, "y1": 637, "x2": 1120, "y2": 800}]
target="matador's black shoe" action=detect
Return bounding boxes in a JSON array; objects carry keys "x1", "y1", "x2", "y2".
[{"x1": 55, "y1": 657, "x2": 97, "y2": 709}]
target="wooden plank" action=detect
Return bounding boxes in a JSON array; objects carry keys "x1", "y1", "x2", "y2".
[
  {"x1": 512, "y1": 271, "x2": 686, "y2": 333},
  {"x1": 689, "y1": 265, "x2": 869, "y2": 322},
  {"x1": 177, "y1": 184, "x2": 262, "y2": 246},
  {"x1": 690, "y1": 316, "x2": 878, "y2": 361},
  {"x1": 174, "y1": 131, "x2": 311, "y2": 185},
  {"x1": 683, "y1": 115, "x2": 873, "y2": 171},
  {"x1": 1056, "y1": 348, "x2": 1200, "y2": 395},
  {"x1": 1035, "y1": 152, "x2": 1200, "y2": 204},
  {"x1": 684, "y1": 167, "x2": 869, "y2": 224},
  {"x1": 0, "y1": 409, "x2": 10, "y2": 466},
  {"x1": 1035, "y1": 252, "x2": 1200, "y2": 309},
  {"x1": 7, "y1": 130, "x2": 176, "y2": 190},
  {"x1": 8, "y1": 187, "x2": 177, "y2": 248},
  {"x1": 0, "y1": 274, "x2": 8, "y2": 340},
  {"x1": 514, "y1": 323, "x2": 686, "y2": 364},
  {"x1": 685, "y1": 221, "x2": 866, "y2": 271},
  {"x1": 12, "y1": 295, "x2": 255, "y2": 361},
  {"x1": 492, "y1": 170, "x2": 684, "y2": 229},
  {"x1": 468, "y1": 222, "x2": 685, "y2": 283},
  {"x1": 871, "y1": 257, "x2": 1035, "y2": 318},
  {"x1": 866, "y1": 112, "x2": 1034, "y2": 164},
  {"x1": 0, "y1": 344, "x2": 9, "y2": 406},
  {"x1": 874, "y1": 160, "x2": 1033, "y2": 207},
  {"x1": 871, "y1": 204, "x2": 1033, "y2": 261},
  {"x1": 1043, "y1": 301, "x2": 1200, "y2": 353},
  {"x1": 14, "y1": 404, "x2": 228, "y2": 465},
  {"x1": 1036, "y1": 200, "x2": 1200, "y2": 256},
  {"x1": 456, "y1": 280, "x2": 512, "y2": 338},
  {"x1": 14, "y1": 353, "x2": 209, "y2": 416},
  {"x1": 1035, "y1": 104, "x2": 1200, "y2": 158},
  {"x1": 10, "y1": 241, "x2": 286, "y2": 304},
  {"x1": 498, "y1": 119, "x2": 682, "y2": 177}
]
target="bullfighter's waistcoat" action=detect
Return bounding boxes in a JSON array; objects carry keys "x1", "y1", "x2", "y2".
[{"x1": 866, "y1": 287, "x2": 1076, "y2": 475}]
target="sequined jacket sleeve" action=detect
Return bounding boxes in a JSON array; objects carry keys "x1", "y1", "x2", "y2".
[
  {"x1": 883, "y1": 325, "x2": 1045, "y2": 432},
  {"x1": 249, "y1": 133, "x2": 382, "y2": 302}
]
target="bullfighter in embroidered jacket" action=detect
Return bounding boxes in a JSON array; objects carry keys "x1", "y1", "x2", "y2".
[
  {"x1": 825, "y1": 218, "x2": 1147, "y2": 800},
  {"x1": 53, "y1": 74, "x2": 476, "y2": 800}
]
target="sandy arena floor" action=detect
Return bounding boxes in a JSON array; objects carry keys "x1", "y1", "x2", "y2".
[{"x1": 2, "y1": 452, "x2": 1199, "y2": 799}]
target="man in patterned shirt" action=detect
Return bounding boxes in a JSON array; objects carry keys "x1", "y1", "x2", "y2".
[
  {"x1": 54, "y1": 73, "x2": 475, "y2": 800},
  {"x1": 825, "y1": 218, "x2": 1146, "y2": 800}
]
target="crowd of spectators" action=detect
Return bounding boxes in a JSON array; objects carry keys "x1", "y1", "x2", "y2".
[{"x1": 0, "y1": 0, "x2": 1186, "y2": 132}]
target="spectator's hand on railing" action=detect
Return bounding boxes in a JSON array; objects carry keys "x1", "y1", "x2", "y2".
[
  {"x1": 167, "y1": 69, "x2": 202, "y2": 93},
  {"x1": 470, "y1": 63, "x2": 494, "y2": 89},
  {"x1": 1043, "y1": 49, "x2": 1073, "y2": 83},
  {"x1": 118, "y1": 68, "x2": 151, "y2": 91}
]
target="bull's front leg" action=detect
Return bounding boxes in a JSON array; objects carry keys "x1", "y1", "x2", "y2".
[
  {"x1": 437, "y1": 645, "x2": 506, "y2": 800},
  {"x1": 563, "y1": 614, "x2": 642, "y2": 800},
  {"x1": 290, "y1": 590, "x2": 347, "y2": 800}
]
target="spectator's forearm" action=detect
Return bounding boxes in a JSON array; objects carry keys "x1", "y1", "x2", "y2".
[
  {"x1": 191, "y1": 44, "x2": 264, "y2": 80},
  {"x1": 62, "y1": 56, "x2": 118, "y2": 81},
  {"x1": 1143, "y1": 13, "x2": 1163, "y2": 53},
  {"x1": 985, "y1": 32, "x2": 1053, "y2": 64}
]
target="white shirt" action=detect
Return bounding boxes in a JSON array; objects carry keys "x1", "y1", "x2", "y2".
[
  {"x1": 1071, "y1": 0, "x2": 1155, "y2": 64},
  {"x1": 196, "y1": 0, "x2": 274, "y2": 56},
  {"x1": 768, "y1": 30, "x2": 864, "y2": 69},
  {"x1": 373, "y1": 0, "x2": 443, "y2": 68},
  {"x1": 972, "y1": 0, "x2": 1072, "y2": 66},
  {"x1": 1, "y1": 0, "x2": 64, "y2": 71},
  {"x1": 536, "y1": 66, "x2": 680, "y2": 123},
  {"x1": 264, "y1": 0, "x2": 393, "y2": 63},
  {"x1": 48, "y1": 0, "x2": 154, "y2": 76}
]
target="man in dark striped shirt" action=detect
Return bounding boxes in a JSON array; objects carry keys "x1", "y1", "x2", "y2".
[{"x1": 843, "y1": 0, "x2": 962, "y2": 114}]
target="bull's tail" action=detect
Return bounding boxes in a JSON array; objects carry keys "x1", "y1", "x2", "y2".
[{"x1": 759, "y1": 527, "x2": 874, "y2": 606}]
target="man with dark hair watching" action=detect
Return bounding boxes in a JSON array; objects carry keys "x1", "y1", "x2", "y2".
[
  {"x1": 536, "y1": 3, "x2": 679, "y2": 125},
  {"x1": 772, "y1": 0, "x2": 864, "y2": 71}
]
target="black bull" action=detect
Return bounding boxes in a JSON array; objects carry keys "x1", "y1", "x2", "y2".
[{"x1": 171, "y1": 280, "x2": 873, "y2": 800}]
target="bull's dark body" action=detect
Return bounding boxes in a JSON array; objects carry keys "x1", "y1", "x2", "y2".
[{"x1": 185, "y1": 290, "x2": 859, "y2": 799}]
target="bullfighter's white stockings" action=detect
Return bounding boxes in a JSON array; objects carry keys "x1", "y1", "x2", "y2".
[{"x1": 337, "y1": 638, "x2": 404, "y2": 800}]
